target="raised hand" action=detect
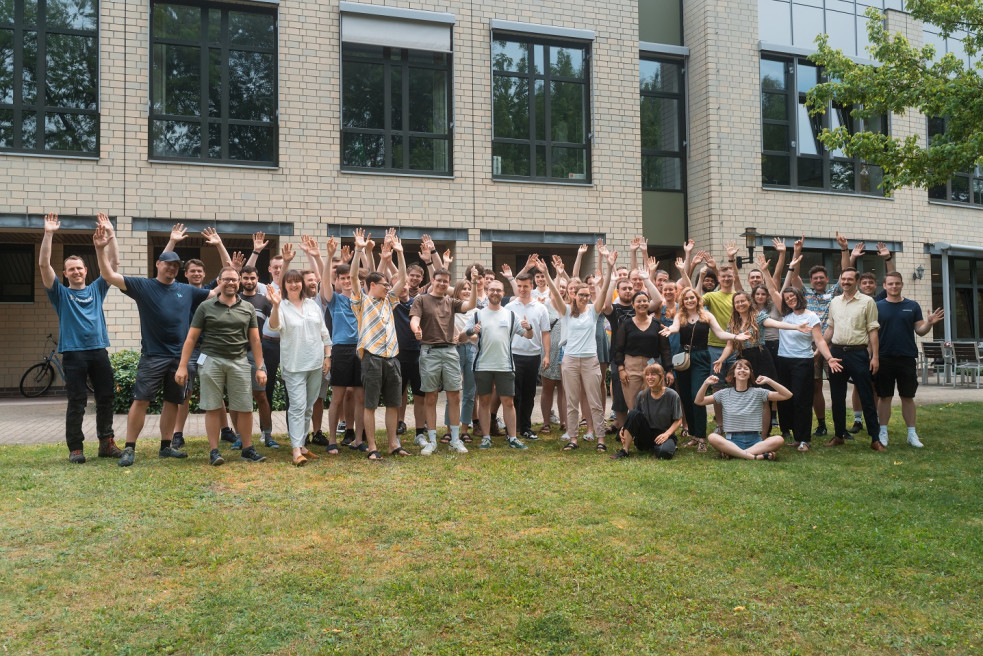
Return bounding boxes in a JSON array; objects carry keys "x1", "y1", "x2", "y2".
[
  {"x1": 96, "y1": 212, "x2": 113, "y2": 237},
  {"x1": 365, "y1": 233, "x2": 376, "y2": 253},
  {"x1": 596, "y1": 238, "x2": 609, "y2": 256},
  {"x1": 683, "y1": 238, "x2": 694, "y2": 254},
  {"x1": 419, "y1": 246, "x2": 431, "y2": 264},
  {"x1": 630, "y1": 237, "x2": 641, "y2": 252},
  {"x1": 388, "y1": 228, "x2": 403, "y2": 253},
  {"x1": 353, "y1": 227, "x2": 368, "y2": 250},
  {"x1": 443, "y1": 249, "x2": 453, "y2": 266},
  {"x1": 524, "y1": 253, "x2": 539, "y2": 270},
  {"x1": 789, "y1": 254, "x2": 803, "y2": 269},
  {"x1": 380, "y1": 239, "x2": 393, "y2": 261},
  {"x1": 755, "y1": 375, "x2": 769, "y2": 386},
  {"x1": 756, "y1": 254, "x2": 771, "y2": 270},
  {"x1": 793, "y1": 235, "x2": 804, "y2": 253},
  {"x1": 470, "y1": 266, "x2": 480, "y2": 282},
  {"x1": 170, "y1": 223, "x2": 188, "y2": 243},
  {"x1": 92, "y1": 224, "x2": 110, "y2": 248},
  {"x1": 298, "y1": 234, "x2": 316, "y2": 256},
  {"x1": 231, "y1": 251, "x2": 245, "y2": 271},
  {"x1": 252, "y1": 231, "x2": 269, "y2": 252},
  {"x1": 44, "y1": 212, "x2": 60, "y2": 233},
  {"x1": 927, "y1": 308, "x2": 944, "y2": 324},
  {"x1": 501, "y1": 263, "x2": 513, "y2": 278},
  {"x1": 266, "y1": 285, "x2": 281, "y2": 304},
  {"x1": 876, "y1": 242, "x2": 891, "y2": 259},
  {"x1": 325, "y1": 236, "x2": 338, "y2": 256},
  {"x1": 772, "y1": 237, "x2": 786, "y2": 253},
  {"x1": 725, "y1": 240, "x2": 738, "y2": 260},
  {"x1": 281, "y1": 242, "x2": 295, "y2": 264},
  {"x1": 578, "y1": 243, "x2": 588, "y2": 255},
  {"x1": 340, "y1": 244, "x2": 353, "y2": 263},
  {"x1": 705, "y1": 375, "x2": 719, "y2": 386},
  {"x1": 551, "y1": 254, "x2": 565, "y2": 273},
  {"x1": 421, "y1": 234, "x2": 435, "y2": 253},
  {"x1": 201, "y1": 227, "x2": 222, "y2": 246},
  {"x1": 674, "y1": 257, "x2": 685, "y2": 270},
  {"x1": 646, "y1": 256, "x2": 659, "y2": 276},
  {"x1": 835, "y1": 231, "x2": 849, "y2": 250},
  {"x1": 520, "y1": 315, "x2": 531, "y2": 331},
  {"x1": 606, "y1": 250, "x2": 618, "y2": 267}
]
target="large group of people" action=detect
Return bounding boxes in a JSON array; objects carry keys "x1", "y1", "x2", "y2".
[{"x1": 40, "y1": 214, "x2": 944, "y2": 466}]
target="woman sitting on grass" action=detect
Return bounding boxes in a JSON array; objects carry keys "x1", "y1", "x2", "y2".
[
  {"x1": 612, "y1": 363, "x2": 682, "y2": 460},
  {"x1": 695, "y1": 359, "x2": 791, "y2": 460}
]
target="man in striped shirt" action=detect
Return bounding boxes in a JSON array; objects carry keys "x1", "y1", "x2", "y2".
[{"x1": 350, "y1": 228, "x2": 408, "y2": 460}]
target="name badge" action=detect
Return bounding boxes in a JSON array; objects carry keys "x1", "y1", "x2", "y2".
[{"x1": 499, "y1": 320, "x2": 509, "y2": 328}]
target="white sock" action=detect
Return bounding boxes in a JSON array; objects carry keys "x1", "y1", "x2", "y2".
[
  {"x1": 853, "y1": 411, "x2": 863, "y2": 422},
  {"x1": 907, "y1": 427, "x2": 917, "y2": 437},
  {"x1": 428, "y1": 429, "x2": 437, "y2": 443},
  {"x1": 450, "y1": 425, "x2": 460, "y2": 441},
  {"x1": 879, "y1": 426, "x2": 888, "y2": 439},
  {"x1": 483, "y1": 435, "x2": 491, "y2": 441}
]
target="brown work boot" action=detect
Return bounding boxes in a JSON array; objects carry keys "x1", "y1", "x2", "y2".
[
  {"x1": 98, "y1": 437, "x2": 123, "y2": 458},
  {"x1": 824, "y1": 436, "x2": 846, "y2": 447}
]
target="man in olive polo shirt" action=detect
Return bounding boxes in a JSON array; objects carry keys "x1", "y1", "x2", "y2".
[
  {"x1": 176, "y1": 267, "x2": 268, "y2": 466},
  {"x1": 822, "y1": 267, "x2": 882, "y2": 451}
]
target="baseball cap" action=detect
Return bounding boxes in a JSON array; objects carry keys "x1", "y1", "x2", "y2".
[{"x1": 157, "y1": 251, "x2": 181, "y2": 263}]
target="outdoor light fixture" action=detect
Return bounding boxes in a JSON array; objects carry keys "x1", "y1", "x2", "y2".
[
  {"x1": 913, "y1": 264, "x2": 925, "y2": 281},
  {"x1": 735, "y1": 227, "x2": 760, "y2": 269}
]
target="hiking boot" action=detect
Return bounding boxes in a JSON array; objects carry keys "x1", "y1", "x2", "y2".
[
  {"x1": 220, "y1": 427, "x2": 237, "y2": 443},
  {"x1": 159, "y1": 446, "x2": 188, "y2": 459},
  {"x1": 170, "y1": 434, "x2": 185, "y2": 450},
  {"x1": 98, "y1": 437, "x2": 123, "y2": 458},
  {"x1": 508, "y1": 437, "x2": 528, "y2": 450},
  {"x1": 69, "y1": 449, "x2": 86, "y2": 464},
  {"x1": 118, "y1": 446, "x2": 135, "y2": 467},
  {"x1": 241, "y1": 446, "x2": 267, "y2": 462},
  {"x1": 848, "y1": 420, "x2": 863, "y2": 434},
  {"x1": 210, "y1": 449, "x2": 225, "y2": 466},
  {"x1": 396, "y1": 421, "x2": 407, "y2": 435},
  {"x1": 309, "y1": 430, "x2": 329, "y2": 446}
]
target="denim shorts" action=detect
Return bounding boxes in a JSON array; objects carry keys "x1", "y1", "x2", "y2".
[{"x1": 727, "y1": 431, "x2": 761, "y2": 451}]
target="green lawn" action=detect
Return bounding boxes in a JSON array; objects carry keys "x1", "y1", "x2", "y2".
[{"x1": 1, "y1": 403, "x2": 981, "y2": 655}]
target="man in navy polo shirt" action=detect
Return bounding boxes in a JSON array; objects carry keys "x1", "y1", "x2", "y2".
[
  {"x1": 40, "y1": 212, "x2": 122, "y2": 463},
  {"x1": 95, "y1": 228, "x2": 213, "y2": 467},
  {"x1": 875, "y1": 271, "x2": 944, "y2": 448}
]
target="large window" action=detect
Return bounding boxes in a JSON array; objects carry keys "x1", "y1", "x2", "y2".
[
  {"x1": 931, "y1": 255, "x2": 983, "y2": 341},
  {"x1": 341, "y1": 44, "x2": 451, "y2": 174},
  {"x1": 492, "y1": 35, "x2": 590, "y2": 182},
  {"x1": 149, "y1": 1, "x2": 277, "y2": 165},
  {"x1": 0, "y1": 0, "x2": 99, "y2": 155},
  {"x1": 0, "y1": 244, "x2": 34, "y2": 302},
  {"x1": 758, "y1": 0, "x2": 904, "y2": 56},
  {"x1": 761, "y1": 55, "x2": 886, "y2": 195},
  {"x1": 640, "y1": 57, "x2": 684, "y2": 191},
  {"x1": 927, "y1": 118, "x2": 983, "y2": 205}
]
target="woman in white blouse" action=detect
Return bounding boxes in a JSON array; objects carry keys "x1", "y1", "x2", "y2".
[{"x1": 267, "y1": 270, "x2": 332, "y2": 466}]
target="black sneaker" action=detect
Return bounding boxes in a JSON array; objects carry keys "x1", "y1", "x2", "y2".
[
  {"x1": 610, "y1": 449, "x2": 630, "y2": 460},
  {"x1": 813, "y1": 424, "x2": 828, "y2": 437},
  {"x1": 847, "y1": 420, "x2": 863, "y2": 434},
  {"x1": 241, "y1": 446, "x2": 267, "y2": 462},
  {"x1": 210, "y1": 449, "x2": 225, "y2": 466},
  {"x1": 159, "y1": 446, "x2": 188, "y2": 459},
  {"x1": 220, "y1": 427, "x2": 237, "y2": 443},
  {"x1": 118, "y1": 446, "x2": 135, "y2": 467},
  {"x1": 69, "y1": 449, "x2": 86, "y2": 464},
  {"x1": 263, "y1": 435, "x2": 280, "y2": 449},
  {"x1": 340, "y1": 431, "x2": 355, "y2": 447},
  {"x1": 521, "y1": 430, "x2": 538, "y2": 441},
  {"x1": 171, "y1": 433, "x2": 185, "y2": 450},
  {"x1": 309, "y1": 430, "x2": 330, "y2": 446},
  {"x1": 396, "y1": 421, "x2": 407, "y2": 435}
]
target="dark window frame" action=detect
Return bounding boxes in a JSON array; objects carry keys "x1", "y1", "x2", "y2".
[
  {"x1": 927, "y1": 117, "x2": 983, "y2": 206},
  {"x1": 491, "y1": 32, "x2": 592, "y2": 183},
  {"x1": 930, "y1": 254, "x2": 981, "y2": 341},
  {"x1": 760, "y1": 54, "x2": 887, "y2": 197},
  {"x1": 0, "y1": 0, "x2": 100, "y2": 156},
  {"x1": 640, "y1": 55, "x2": 685, "y2": 191},
  {"x1": 340, "y1": 44, "x2": 453, "y2": 175},
  {"x1": 148, "y1": 0, "x2": 278, "y2": 166},
  {"x1": 0, "y1": 243, "x2": 35, "y2": 302}
]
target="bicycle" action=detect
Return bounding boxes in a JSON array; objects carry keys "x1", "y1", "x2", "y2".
[{"x1": 19, "y1": 334, "x2": 94, "y2": 397}]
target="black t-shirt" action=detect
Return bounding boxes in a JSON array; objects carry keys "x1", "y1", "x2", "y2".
[
  {"x1": 240, "y1": 291, "x2": 273, "y2": 334},
  {"x1": 394, "y1": 297, "x2": 420, "y2": 353},
  {"x1": 605, "y1": 302, "x2": 635, "y2": 336}
]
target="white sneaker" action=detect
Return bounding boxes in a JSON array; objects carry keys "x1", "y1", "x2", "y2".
[
  {"x1": 550, "y1": 412, "x2": 561, "y2": 425},
  {"x1": 479, "y1": 436, "x2": 492, "y2": 449},
  {"x1": 420, "y1": 440, "x2": 436, "y2": 456},
  {"x1": 582, "y1": 432, "x2": 595, "y2": 442},
  {"x1": 559, "y1": 433, "x2": 572, "y2": 441},
  {"x1": 907, "y1": 433, "x2": 924, "y2": 448},
  {"x1": 879, "y1": 432, "x2": 888, "y2": 447},
  {"x1": 449, "y1": 439, "x2": 468, "y2": 454},
  {"x1": 414, "y1": 434, "x2": 428, "y2": 448},
  {"x1": 496, "y1": 417, "x2": 506, "y2": 431}
]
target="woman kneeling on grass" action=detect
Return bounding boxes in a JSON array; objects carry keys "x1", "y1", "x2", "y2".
[
  {"x1": 612, "y1": 363, "x2": 682, "y2": 460},
  {"x1": 695, "y1": 359, "x2": 791, "y2": 460}
]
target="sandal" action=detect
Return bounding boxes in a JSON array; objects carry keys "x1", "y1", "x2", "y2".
[
  {"x1": 461, "y1": 432, "x2": 473, "y2": 444},
  {"x1": 562, "y1": 441, "x2": 579, "y2": 451},
  {"x1": 797, "y1": 442, "x2": 810, "y2": 452},
  {"x1": 367, "y1": 450, "x2": 383, "y2": 461},
  {"x1": 300, "y1": 449, "x2": 319, "y2": 461},
  {"x1": 753, "y1": 452, "x2": 776, "y2": 461},
  {"x1": 349, "y1": 442, "x2": 368, "y2": 452},
  {"x1": 682, "y1": 437, "x2": 700, "y2": 448},
  {"x1": 596, "y1": 443, "x2": 607, "y2": 452},
  {"x1": 539, "y1": 424, "x2": 552, "y2": 434},
  {"x1": 326, "y1": 443, "x2": 340, "y2": 455},
  {"x1": 440, "y1": 433, "x2": 452, "y2": 444},
  {"x1": 390, "y1": 447, "x2": 412, "y2": 456},
  {"x1": 292, "y1": 455, "x2": 308, "y2": 467},
  {"x1": 696, "y1": 439, "x2": 707, "y2": 453}
]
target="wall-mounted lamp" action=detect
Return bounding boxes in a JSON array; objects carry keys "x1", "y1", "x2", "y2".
[
  {"x1": 735, "y1": 227, "x2": 760, "y2": 269},
  {"x1": 913, "y1": 264, "x2": 925, "y2": 281}
]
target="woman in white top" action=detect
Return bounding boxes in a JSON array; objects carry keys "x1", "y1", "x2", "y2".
[
  {"x1": 267, "y1": 270, "x2": 332, "y2": 466},
  {"x1": 542, "y1": 251, "x2": 616, "y2": 453},
  {"x1": 443, "y1": 277, "x2": 478, "y2": 443}
]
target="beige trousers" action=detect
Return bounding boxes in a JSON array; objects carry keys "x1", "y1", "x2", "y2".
[
  {"x1": 623, "y1": 354, "x2": 649, "y2": 412},
  {"x1": 562, "y1": 355, "x2": 606, "y2": 438}
]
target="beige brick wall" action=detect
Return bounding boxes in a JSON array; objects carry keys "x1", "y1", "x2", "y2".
[{"x1": 0, "y1": 0, "x2": 642, "y2": 389}]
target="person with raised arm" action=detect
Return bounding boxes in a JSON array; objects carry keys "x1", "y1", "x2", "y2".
[
  {"x1": 175, "y1": 267, "x2": 267, "y2": 466},
  {"x1": 40, "y1": 212, "x2": 121, "y2": 463},
  {"x1": 543, "y1": 250, "x2": 616, "y2": 453},
  {"x1": 350, "y1": 228, "x2": 409, "y2": 460},
  {"x1": 696, "y1": 360, "x2": 791, "y2": 460},
  {"x1": 95, "y1": 223, "x2": 215, "y2": 466}
]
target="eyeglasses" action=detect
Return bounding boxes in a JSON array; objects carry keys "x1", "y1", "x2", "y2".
[{"x1": 219, "y1": 277, "x2": 239, "y2": 283}]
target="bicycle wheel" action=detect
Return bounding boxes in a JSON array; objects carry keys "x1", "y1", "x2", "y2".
[{"x1": 20, "y1": 363, "x2": 55, "y2": 397}]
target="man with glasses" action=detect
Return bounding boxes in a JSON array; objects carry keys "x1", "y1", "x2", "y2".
[{"x1": 175, "y1": 267, "x2": 268, "y2": 466}]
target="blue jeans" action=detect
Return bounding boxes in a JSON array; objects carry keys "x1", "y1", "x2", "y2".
[{"x1": 444, "y1": 342, "x2": 476, "y2": 428}]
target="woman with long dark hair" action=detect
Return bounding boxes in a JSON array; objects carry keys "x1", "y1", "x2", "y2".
[{"x1": 613, "y1": 291, "x2": 673, "y2": 413}]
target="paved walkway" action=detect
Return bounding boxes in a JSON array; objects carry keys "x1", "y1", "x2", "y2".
[{"x1": 1, "y1": 381, "x2": 980, "y2": 447}]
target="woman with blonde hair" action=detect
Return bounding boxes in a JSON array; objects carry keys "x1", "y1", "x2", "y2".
[
  {"x1": 612, "y1": 363, "x2": 682, "y2": 460},
  {"x1": 660, "y1": 287, "x2": 749, "y2": 452}
]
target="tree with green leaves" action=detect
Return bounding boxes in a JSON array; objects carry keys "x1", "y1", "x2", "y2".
[{"x1": 807, "y1": 0, "x2": 983, "y2": 194}]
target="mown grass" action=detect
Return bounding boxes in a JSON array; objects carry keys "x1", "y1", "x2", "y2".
[{"x1": 1, "y1": 403, "x2": 981, "y2": 655}]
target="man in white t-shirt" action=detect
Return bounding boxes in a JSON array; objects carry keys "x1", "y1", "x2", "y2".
[
  {"x1": 504, "y1": 272, "x2": 551, "y2": 440},
  {"x1": 462, "y1": 279, "x2": 535, "y2": 449}
]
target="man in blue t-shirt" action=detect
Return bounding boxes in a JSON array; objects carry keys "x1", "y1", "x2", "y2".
[
  {"x1": 40, "y1": 212, "x2": 122, "y2": 463},
  {"x1": 875, "y1": 271, "x2": 944, "y2": 449},
  {"x1": 95, "y1": 228, "x2": 212, "y2": 467}
]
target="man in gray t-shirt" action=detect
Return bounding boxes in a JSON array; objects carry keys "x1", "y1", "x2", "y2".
[{"x1": 461, "y1": 279, "x2": 534, "y2": 450}]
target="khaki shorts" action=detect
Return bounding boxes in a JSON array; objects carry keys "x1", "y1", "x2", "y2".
[
  {"x1": 199, "y1": 355, "x2": 253, "y2": 412},
  {"x1": 474, "y1": 370, "x2": 515, "y2": 397},
  {"x1": 420, "y1": 345, "x2": 462, "y2": 393},
  {"x1": 361, "y1": 352, "x2": 402, "y2": 409}
]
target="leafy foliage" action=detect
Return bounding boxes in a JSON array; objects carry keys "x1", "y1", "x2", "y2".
[{"x1": 807, "y1": 1, "x2": 983, "y2": 192}]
